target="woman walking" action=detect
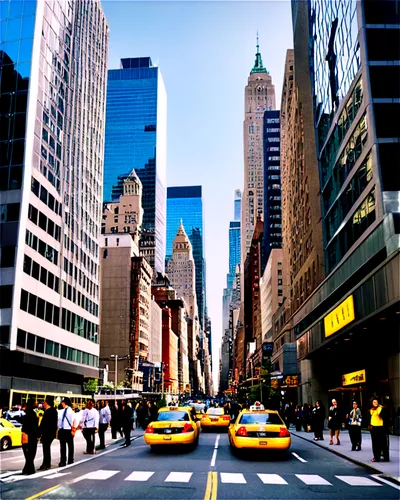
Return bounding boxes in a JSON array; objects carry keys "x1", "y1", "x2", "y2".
[
  {"x1": 328, "y1": 399, "x2": 341, "y2": 445},
  {"x1": 312, "y1": 400, "x2": 325, "y2": 441},
  {"x1": 294, "y1": 405, "x2": 303, "y2": 432},
  {"x1": 369, "y1": 397, "x2": 389, "y2": 462},
  {"x1": 348, "y1": 401, "x2": 362, "y2": 451}
]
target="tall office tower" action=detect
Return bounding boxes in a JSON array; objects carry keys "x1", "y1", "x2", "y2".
[
  {"x1": 166, "y1": 186, "x2": 205, "y2": 327},
  {"x1": 234, "y1": 189, "x2": 241, "y2": 221},
  {"x1": 241, "y1": 36, "x2": 275, "y2": 266},
  {"x1": 0, "y1": 0, "x2": 108, "y2": 404},
  {"x1": 290, "y1": 0, "x2": 400, "y2": 407},
  {"x1": 227, "y1": 221, "x2": 241, "y2": 289},
  {"x1": 167, "y1": 222, "x2": 198, "y2": 320},
  {"x1": 262, "y1": 110, "x2": 282, "y2": 272},
  {"x1": 104, "y1": 57, "x2": 167, "y2": 274}
]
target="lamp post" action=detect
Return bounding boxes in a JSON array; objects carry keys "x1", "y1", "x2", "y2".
[{"x1": 110, "y1": 354, "x2": 118, "y2": 402}]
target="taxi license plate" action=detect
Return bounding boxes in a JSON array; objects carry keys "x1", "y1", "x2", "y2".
[
  {"x1": 211, "y1": 418, "x2": 218, "y2": 422},
  {"x1": 163, "y1": 436, "x2": 172, "y2": 440},
  {"x1": 259, "y1": 441, "x2": 268, "y2": 446},
  {"x1": 258, "y1": 432, "x2": 267, "y2": 437},
  {"x1": 164, "y1": 429, "x2": 172, "y2": 434}
]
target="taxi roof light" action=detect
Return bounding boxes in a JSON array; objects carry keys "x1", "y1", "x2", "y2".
[{"x1": 236, "y1": 426, "x2": 248, "y2": 437}]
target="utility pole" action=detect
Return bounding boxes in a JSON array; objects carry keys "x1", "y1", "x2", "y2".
[
  {"x1": 161, "y1": 362, "x2": 165, "y2": 398},
  {"x1": 111, "y1": 354, "x2": 118, "y2": 402}
]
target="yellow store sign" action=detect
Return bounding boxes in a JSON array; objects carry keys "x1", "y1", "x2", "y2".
[
  {"x1": 342, "y1": 369, "x2": 366, "y2": 386},
  {"x1": 324, "y1": 295, "x2": 355, "y2": 337}
]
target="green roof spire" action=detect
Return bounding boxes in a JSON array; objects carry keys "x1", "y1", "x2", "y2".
[{"x1": 251, "y1": 31, "x2": 268, "y2": 74}]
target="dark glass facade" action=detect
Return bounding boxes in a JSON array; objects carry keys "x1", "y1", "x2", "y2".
[
  {"x1": 262, "y1": 110, "x2": 282, "y2": 271},
  {"x1": 227, "y1": 221, "x2": 240, "y2": 289},
  {"x1": 104, "y1": 58, "x2": 167, "y2": 274},
  {"x1": 166, "y1": 186, "x2": 205, "y2": 327}
]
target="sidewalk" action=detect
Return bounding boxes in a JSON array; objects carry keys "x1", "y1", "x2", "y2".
[{"x1": 291, "y1": 427, "x2": 400, "y2": 482}]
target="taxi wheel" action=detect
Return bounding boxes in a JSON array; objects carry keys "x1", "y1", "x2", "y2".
[
  {"x1": 150, "y1": 445, "x2": 160, "y2": 453},
  {"x1": 1, "y1": 437, "x2": 11, "y2": 451}
]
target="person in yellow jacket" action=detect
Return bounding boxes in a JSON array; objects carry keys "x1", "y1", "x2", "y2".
[{"x1": 369, "y1": 397, "x2": 389, "y2": 462}]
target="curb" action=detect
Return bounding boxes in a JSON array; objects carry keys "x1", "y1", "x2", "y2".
[{"x1": 292, "y1": 432, "x2": 400, "y2": 486}]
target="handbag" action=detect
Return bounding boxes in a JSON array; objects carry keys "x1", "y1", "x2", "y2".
[{"x1": 21, "y1": 432, "x2": 29, "y2": 445}]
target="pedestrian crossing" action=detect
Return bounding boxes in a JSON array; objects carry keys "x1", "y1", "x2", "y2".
[{"x1": 57, "y1": 469, "x2": 383, "y2": 487}]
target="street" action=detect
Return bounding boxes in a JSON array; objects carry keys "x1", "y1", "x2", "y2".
[{"x1": 1, "y1": 431, "x2": 398, "y2": 500}]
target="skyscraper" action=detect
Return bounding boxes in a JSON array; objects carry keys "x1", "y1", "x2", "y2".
[
  {"x1": 104, "y1": 57, "x2": 167, "y2": 274},
  {"x1": 0, "y1": 0, "x2": 108, "y2": 403},
  {"x1": 227, "y1": 222, "x2": 240, "y2": 289},
  {"x1": 234, "y1": 189, "x2": 241, "y2": 222},
  {"x1": 166, "y1": 186, "x2": 205, "y2": 327},
  {"x1": 262, "y1": 110, "x2": 282, "y2": 272},
  {"x1": 241, "y1": 36, "x2": 276, "y2": 266}
]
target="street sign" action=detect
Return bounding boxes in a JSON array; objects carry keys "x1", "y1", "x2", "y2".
[{"x1": 342, "y1": 369, "x2": 366, "y2": 386}]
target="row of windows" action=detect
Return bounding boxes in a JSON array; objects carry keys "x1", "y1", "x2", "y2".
[
  {"x1": 31, "y1": 176, "x2": 62, "y2": 216},
  {"x1": 62, "y1": 256, "x2": 98, "y2": 298},
  {"x1": 62, "y1": 280, "x2": 99, "y2": 317},
  {"x1": 23, "y1": 255, "x2": 60, "y2": 293},
  {"x1": 28, "y1": 204, "x2": 61, "y2": 242},
  {"x1": 26, "y1": 230, "x2": 59, "y2": 266},
  {"x1": 16, "y1": 329, "x2": 98, "y2": 368},
  {"x1": 20, "y1": 288, "x2": 98, "y2": 343}
]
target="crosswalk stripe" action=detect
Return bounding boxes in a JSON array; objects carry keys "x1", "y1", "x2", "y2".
[
  {"x1": 257, "y1": 474, "x2": 288, "y2": 485},
  {"x1": 220, "y1": 473, "x2": 246, "y2": 484},
  {"x1": 165, "y1": 472, "x2": 193, "y2": 483},
  {"x1": 73, "y1": 470, "x2": 120, "y2": 482},
  {"x1": 336, "y1": 476, "x2": 382, "y2": 486},
  {"x1": 125, "y1": 471, "x2": 155, "y2": 482},
  {"x1": 296, "y1": 474, "x2": 332, "y2": 485}
]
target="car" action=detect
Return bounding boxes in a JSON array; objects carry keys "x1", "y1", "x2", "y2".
[
  {"x1": 0, "y1": 418, "x2": 22, "y2": 451},
  {"x1": 201, "y1": 407, "x2": 231, "y2": 430},
  {"x1": 5, "y1": 408, "x2": 25, "y2": 423},
  {"x1": 144, "y1": 406, "x2": 200, "y2": 451},
  {"x1": 228, "y1": 403, "x2": 291, "y2": 454}
]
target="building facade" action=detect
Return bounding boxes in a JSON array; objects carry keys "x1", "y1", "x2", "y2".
[
  {"x1": 104, "y1": 57, "x2": 167, "y2": 274},
  {"x1": 262, "y1": 110, "x2": 282, "y2": 272},
  {"x1": 0, "y1": 0, "x2": 108, "y2": 406},
  {"x1": 241, "y1": 39, "x2": 276, "y2": 265},
  {"x1": 166, "y1": 186, "x2": 205, "y2": 327}
]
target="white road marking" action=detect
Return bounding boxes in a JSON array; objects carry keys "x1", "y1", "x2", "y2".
[
  {"x1": 125, "y1": 471, "x2": 155, "y2": 482},
  {"x1": 165, "y1": 472, "x2": 193, "y2": 483},
  {"x1": 44, "y1": 472, "x2": 71, "y2": 479},
  {"x1": 371, "y1": 475, "x2": 400, "y2": 490},
  {"x1": 72, "y1": 470, "x2": 119, "y2": 483},
  {"x1": 10, "y1": 458, "x2": 26, "y2": 463},
  {"x1": 257, "y1": 473, "x2": 288, "y2": 485},
  {"x1": 292, "y1": 452, "x2": 307, "y2": 463},
  {"x1": 210, "y1": 434, "x2": 220, "y2": 467},
  {"x1": 336, "y1": 476, "x2": 382, "y2": 486},
  {"x1": 220, "y1": 472, "x2": 247, "y2": 484},
  {"x1": 296, "y1": 474, "x2": 332, "y2": 485}
]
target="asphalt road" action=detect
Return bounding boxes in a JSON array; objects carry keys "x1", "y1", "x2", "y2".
[{"x1": 1, "y1": 431, "x2": 398, "y2": 500}]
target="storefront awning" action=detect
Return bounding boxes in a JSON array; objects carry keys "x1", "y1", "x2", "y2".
[{"x1": 328, "y1": 387, "x2": 362, "y2": 392}]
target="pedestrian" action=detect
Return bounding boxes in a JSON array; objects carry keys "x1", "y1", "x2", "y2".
[
  {"x1": 328, "y1": 399, "x2": 341, "y2": 445},
  {"x1": 38, "y1": 396, "x2": 58, "y2": 470},
  {"x1": 303, "y1": 403, "x2": 312, "y2": 432},
  {"x1": 57, "y1": 397, "x2": 75, "y2": 466},
  {"x1": 294, "y1": 404, "x2": 303, "y2": 432},
  {"x1": 80, "y1": 399, "x2": 99, "y2": 454},
  {"x1": 136, "y1": 400, "x2": 148, "y2": 430},
  {"x1": 312, "y1": 400, "x2": 325, "y2": 441},
  {"x1": 369, "y1": 397, "x2": 389, "y2": 462},
  {"x1": 120, "y1": 400, "x2": 133, "y2": 447},
  {"x1": 150, "y1": 401, "x2": 158, "y2": 422},
  {"x1": 98, "y1": 400, "x2": 111, "y2": 450},
  {"x1": 110, "y1": 402, "x2": 122, "y2": 439},
  {"x1": 21, "y1": 400, "x2": 39, "y2": 475},
  {"x1": 347, "y1": 401, "x2": 362, "y2": 451}
]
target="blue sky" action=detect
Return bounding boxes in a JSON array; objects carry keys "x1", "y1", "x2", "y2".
[{"x1": 102, "y1": 0, "x2": 294, "y2": 389}]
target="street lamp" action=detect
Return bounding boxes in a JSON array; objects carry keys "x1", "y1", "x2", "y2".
[{"x1": 110, "y1": 354, "x2": 129, "y2": 402}]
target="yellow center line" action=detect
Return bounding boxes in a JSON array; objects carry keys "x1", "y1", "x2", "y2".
[
  {"x1": 25, "y1": 483, "x2": 61, "y2": 500},
  {"x1": 204, "y1": 471, "x2": 218, "y2": 500}
]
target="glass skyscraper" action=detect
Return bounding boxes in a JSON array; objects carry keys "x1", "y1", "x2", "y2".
[
  {"x1": 104, "y1": 57, "x2": 167, "y2": 274},
  {"x1": 166, "y1": 186, "x2": 205, "y2": 328},
  {"x1": 227, "y1": 222, "x2": 240, "y2": 289},
  {"x1": 0, "y1": 0, "x2": 108, "y2": 405},
  {"x1": 262, "y1": 110, "x2": 282, "y2": 272}
]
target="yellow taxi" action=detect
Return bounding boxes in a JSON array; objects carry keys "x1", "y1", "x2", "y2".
[
  {"x1": 228, "y1": 403, "x2": 291, "y2": 454},
  {"x1": 0, "y1": 418, "x2": 22, "y2": 451},
  {"x1": 201, "y1": 407, "x2": 231, "y2": 430},
  {"x1": 144, "y1": 406, "x2": 200, "y2": 451}
]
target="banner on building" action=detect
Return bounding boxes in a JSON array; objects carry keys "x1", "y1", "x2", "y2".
[
  {"x1": 282, "y1": 374, "x2": 299, "y2": 388},
  {"x1": 342, "y1": 369, "x2": 366, "y2": 386},
  {"x1": 324, "y1": 295, "x2": 355, "y2": 337}
]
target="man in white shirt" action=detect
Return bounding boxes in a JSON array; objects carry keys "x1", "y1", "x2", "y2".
[
  {"x1": 98, "y1": 401, "x2": 111, "y2": 449},
  {"x1": 80, "y1": 399, "x2": 99, "y2": 454},
  {"x1": 57, "y1": 397, "x2": 75, "y2": 466}
]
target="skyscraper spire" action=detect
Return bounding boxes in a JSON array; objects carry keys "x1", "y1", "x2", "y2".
[{"x1": 251, "y1": 32, "x2": 268, "y2": 74}]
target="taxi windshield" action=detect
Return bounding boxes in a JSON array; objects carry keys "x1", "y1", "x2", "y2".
[
  {"x1": 239, "y1": 413, "x2": 283, "y2": 425},
  {"x1": 157, "y1": 411, "x2": 190, "y2": 422},
  {"x1": 207, "y1": 408, "x2": 224, "y2": 416}
]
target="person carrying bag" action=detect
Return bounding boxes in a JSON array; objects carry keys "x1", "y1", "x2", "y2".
[
  {"x1": 57, "y1": 397, "x2": 75, "y2": 466},
  {"x1": 21, "y1": 400, "x2": 39, "y2": 475},
  {"x1": 80, "y1": 399, "x2": 99, "y2": 454}
]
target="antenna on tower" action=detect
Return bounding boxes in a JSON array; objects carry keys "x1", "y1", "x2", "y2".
[{"x1": 256, "y1": 30, "x2": 259, "y2": 53}]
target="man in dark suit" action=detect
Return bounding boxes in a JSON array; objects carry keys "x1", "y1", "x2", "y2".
[{"x1": 39, "y1": 396, "x2": 58, "y2": 470}]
